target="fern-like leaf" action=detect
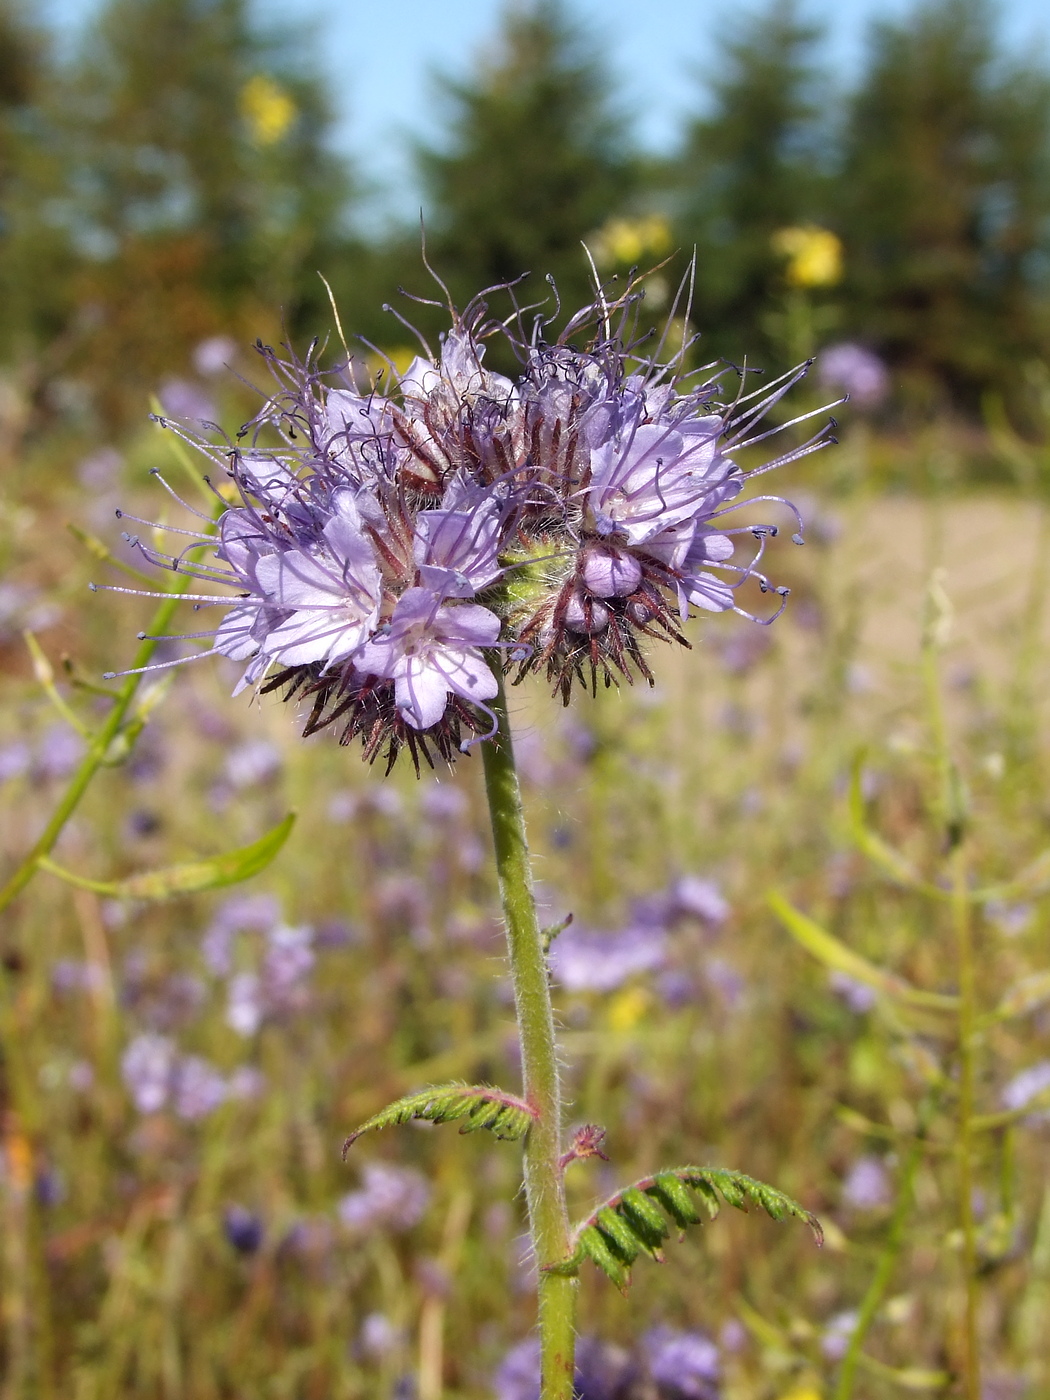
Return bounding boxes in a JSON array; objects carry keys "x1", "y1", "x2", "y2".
[
  {"x1": 565, "y1": 1166, "x2": 822, "y2": 1293},
  {"x1": 342, "y1": 1083, "x2": 537, "y2": 1155}
]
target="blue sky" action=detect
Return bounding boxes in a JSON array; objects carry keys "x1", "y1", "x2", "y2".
[{"x1": 42, "y1": 0, "x2": 1050, "y2": 224}]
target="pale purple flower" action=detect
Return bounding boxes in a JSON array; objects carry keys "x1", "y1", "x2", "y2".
[
  {"x1": 1001, "y1": 1061, "x2": 1050, "y2": 1121},
  {"x1": 0, "y1": 741, "x2": 31, "y2": 782},
  {"x1": 226, "y1": 972, "x2": 263, "y2": 1037},
  {"x1": 121, "y1": 1033, "x2": 176, "y2": 1113},
  {"x1": 842, "y1": 1155, "x2": 891, "y2": 1209},
  {"x1": 549, "y1": 924, "x2": 667, "y2": 993},
  {"x1": 821, "y1": 1310, "x2": 859, "y2": 1361},
  {"x1": 78, "y1": 447, "x2": 124, "y2": 489},
  {"x1": 830, "y1": 969, "x2": 878, "y2": 1013},
  {"x1": 262, "y1": 923, "x2": 315, "y2": 1008},
  {"x1": 224, "y1": 739, "x2": 282, "y2": 790},
  {"x1": 227, "y1": 1065, "x2": 267, "y2": 1100},
  {"x1": 158, "y1": 376, "x2": 216, "y2": 422},
  {"x1": 337, "y1": 1162, "x2": 430, "y2": 1234},
  {"x1": 193, "y1": 335, "x2": 237, "y2": 377},
  {"x1": 818, "y1": 343, "x2": 889, "y2": 409},
  {"x1": 644, "y1": 1327, "x2": 720, "y2": 1400},
  {"x1": 359, "y1": 1312, "x2": 401, "y2": 1359},
  {"x1": 35, "y1": 725, "x2": 85, "y2": 780},
  {"x1": 494, "y1": 1337, "x2": 541, "y2": 1400},
  {"x1": 357, "y1": 588, "x2": 500, "y2": 731},
  {"x1": 413, "y1": 497, "x2": 504, "y2": 599},
  {"x1": 668, "y1": 876, "x2": 730, "y2": 926},
  {"x1": 173, "y1": 1055, "x2": 227, "y2": 1120},
  {"x1": 494, "y1": 1336, "x2": 636, "y2": 1400}
]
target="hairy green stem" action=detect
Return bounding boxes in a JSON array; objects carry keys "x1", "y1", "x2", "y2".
[
  {"x1": 481, "y1": 674, "x2": 577, "y2": 1399},
  {"x1": 0, "y1": 580, "x2": 190, "y2": 914}
]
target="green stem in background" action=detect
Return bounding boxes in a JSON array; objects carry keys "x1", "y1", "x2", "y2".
[
  {"x1": 0, "y1": 577, "x2": 191, "y2": 914},
  {"x1": 833, "y1": 1100, "x2": 932, "y2": 1400},
  {"x1": 952, "y1": 842, "x2": 981, "y2": 1400},
  {"x1": 481, "y1": 673, "x2": 577, "y2": 1400}
]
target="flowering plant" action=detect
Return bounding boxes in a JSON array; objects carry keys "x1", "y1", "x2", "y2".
[{"x1": 99, "y1": 266, "x2": 831, "y2": 1397}]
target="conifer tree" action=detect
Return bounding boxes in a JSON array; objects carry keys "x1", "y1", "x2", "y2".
[
  {"x1": 60, "y1": 0, "x2": 352, "y2": 420},
  {"x1": 415, "y1": 0, "x2": 638, "y2": 316},
  {"x1": 671, "y1": 0, "x2": 831, "y2": 362},
  {"x1": 840, "y1": 0, "x2": 1050, "y2": 408}
]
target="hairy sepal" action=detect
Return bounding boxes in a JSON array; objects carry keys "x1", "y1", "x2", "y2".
[
  {"x1": 567, "y1": 1166, "x2": 822, "y2": 1293},
  {"x1": 342, "y1": 1083, "x2": 537, "y2": 1155}
]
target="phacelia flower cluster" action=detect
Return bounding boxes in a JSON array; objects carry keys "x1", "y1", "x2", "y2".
[{"x1": 105, "y1": 272, "x2": 836, "y2": 771}]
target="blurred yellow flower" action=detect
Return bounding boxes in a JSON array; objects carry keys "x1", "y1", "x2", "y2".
[
  {"x1": 607, "y1": 986, "x2": 649, "y2": 1031},
  {"x1": 589, "y1": 215, "x2": 672, "y2": 268},
  {"x1": 366, "y1": 346, "x2": 420, "y2": 379},
  {"x1": 240, "y1": 75, "x2": 297, "y2": 146},
  {"x1": 775, "y1": 1386, "x2": 822, "y2": 1400},
  {"x1": 771, "y1": 225, "x2": 843, "y2": 288}
]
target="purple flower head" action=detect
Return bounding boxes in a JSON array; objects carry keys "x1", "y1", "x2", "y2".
[
  {"x1": 493, "y1": 1335, "x2": 636, "y2": 1400},
  {"x1": 158, "y1": 377, "x2": 216, "y2": 422},
  {"x1": 821, "y1": 1310, "x2": 859, "y2": 1362},
  {"x1": 818, "y1": 342, "x2": 889, "y2": 409},
  {"x1": 644, "y1": 1327, "x2": 721, "y2": 1400},
  {"x1": 110, "y1": 266, "x2": 835, "y2": 770}
]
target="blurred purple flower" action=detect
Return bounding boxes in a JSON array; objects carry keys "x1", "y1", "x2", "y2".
[
  {"x1": 549, "y1": 924, "x2": 667, "y2": 993},
  {"x1": 818, "y1": 343, "x2": 889, "y2": 409},
  {"x1": 35, "y1": 725, "x2": 85, "y2": 780},
  {"x1": 224, "y1": 739, "x2": 282, "y2": 790},
  {"x1": 419, "y1": 781, "x2": 469, "y2": 822},
  {"x1": 173, "y1": 1055, "x2": 227, "y2": 1120},
  {"x1": 121, "y1": 1033, "x2": 176, "y2": 1113},
  {"x1": 226, "y1": 972, "x2": 263, "y2": 1037},
  {"x1": 493, "y1": 1337, "x2": 540, "y2": 1400},
  {"x1": 263, "y1": 923, "x2": 315, "y2": 1003},
  {"x1": 77, "y1": 447, "x2": 123, "y2": 489},
  {"x1": 67, "y1": 1059, "x2": 95, "y2": 1092},
  {"x1": 193, "y1": 335, "x2": 237, "y2": 377},
  {"x1": 644, "y1": 1327, "x2": 720, "y2": 1400},
  {"x1": 223, "y1": 1203, "x2": 263, "y2": 1254},
  {"x1": 337, "y1": 1162, "x2": 430, "y2": 1234},
  {"x1": 202, "y1": 893, "x2": 281, "y2": 974},
  {"x1": 1001, "y1": 1061, "x2": 1050, "y2": 1122},
  {"x1": 829, "y1": 970, "x2": 877, "y2": 1014},
  {"x1": 0, "y1": 583, "x2": 62, "y2": 641},
  {"x1": 984, "y1": 900, "x2": 1034, "y2": 938},
  {"x1": 52, "y1": 959, "x2": 107, "y2": 996},
  {"x1": 667, "y1": 876, "x2": 729, "y2": 926},
  {"x1": 842, "y1": 1155, "x2": 891, "y2": 1210},
  {"x1": 0, "y1": 741, "x2": 31, "y2": 782},
  {"x1": 359, "y1": 1312, "x2": 402, "y2": 1359},
  {"x1": 158, "y1": 376, "x2": 216, "y2": 422},
  {"x1": 821, "y1": 1310, "x2": 858, "y2": 1361},
  {"x1": 227, "y1": 1065, "x2": 266, "y2": 1100}
]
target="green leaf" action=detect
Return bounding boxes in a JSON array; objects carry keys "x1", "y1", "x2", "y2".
[
  {"x1": 342, "y1": 1083, "x2": 537, "y2": 1154},
  {"x1": 566, "y1": 1166, "x2": 821, "y2": 1291},
  {"x1": 767, "y1": 891, "x2": 959, "y2": 1012},
  {"x1": 38, "y1": 813, "x2": 295, "y2": 900}
]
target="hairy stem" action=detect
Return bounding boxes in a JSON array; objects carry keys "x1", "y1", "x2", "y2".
[
  {"x1": 0, "y1": 580, "x2": 190, "y2": 913},
  {"x1": 481, "y1": 674, "x2": 577, "y2": 1399}
]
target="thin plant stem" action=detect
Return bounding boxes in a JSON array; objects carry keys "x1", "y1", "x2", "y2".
[
  {"x1": 952, "y1": 841, "x2": 981, "y2": 1400},
  {"x1": 0, "y1": 578, "x2": 191, "y2": 913},
  {"x1": 481, "y1": 673, "x2": 577, "y2": 1400},
  {"x1": 833, "y1": 1101, "x2": 932, "y2": 1400}
]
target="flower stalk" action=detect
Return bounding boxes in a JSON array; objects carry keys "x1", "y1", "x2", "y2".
[{"x1": 481, "y1": 671, "x2": 577, "y2": 1398}]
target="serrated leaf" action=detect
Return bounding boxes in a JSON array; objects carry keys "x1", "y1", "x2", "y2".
[
  {"x1": 38, "y1": 814, "x2": 295, "y2": 901},
  {"x1": 768, "y1": 892, "x2": 959, "y2": 1012},
  {"x1": 342, "y1": 1083, "x2": 537, "y2": 1153},
  {"x1": 646, "y1": 1173, "x2": 706, "y2": 1229},
  {"x1": 567, "y1": 1166, "x2": 821, "y2": 1290}
]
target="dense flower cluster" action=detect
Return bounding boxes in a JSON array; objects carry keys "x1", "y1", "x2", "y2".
[{"x1": 108, "y1": 274, "x2": 836, "y2": 770}]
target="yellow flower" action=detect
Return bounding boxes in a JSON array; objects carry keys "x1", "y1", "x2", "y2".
[
  {"x1": 240, "y1": 75, "x2": 297, "y2": 147},
  {"x1": 776, "y1": 1386, "x2": 822, "y2": 1400},
  {"x1": 771, "y1": 225, "x2": 843, "y2": 288},
  {"x1": 607, "y1": 986, "x2": 649, "y2": 1032},
  {"x1": 589, "y1": 215, "x2": 672, "y2": 269}
]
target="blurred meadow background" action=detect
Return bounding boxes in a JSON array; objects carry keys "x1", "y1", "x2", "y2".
[{"x1": 4, "y1": 0, "x2": 1050, "y2": 1396}]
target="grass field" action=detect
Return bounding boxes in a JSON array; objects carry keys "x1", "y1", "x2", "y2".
[{"x1": 1, "y1": 424, "x2": 1049, "y2": 1398}]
